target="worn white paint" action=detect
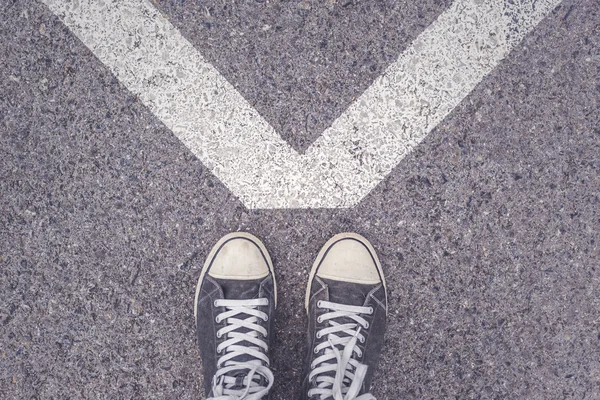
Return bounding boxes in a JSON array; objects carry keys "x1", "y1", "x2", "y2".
[{"x1": 41, "y1": 0, "x2": 561, "y2": 208}]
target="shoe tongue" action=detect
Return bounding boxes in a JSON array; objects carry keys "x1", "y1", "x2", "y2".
[
  {"x1": 320, "y1": 278, "x2": 377, "y2": 306},
  {"x1": 310, "y1": 279, "x2": 379, "y2": 399},
  {"x1": 229, "y1": 371, "x2": 265, "y2": 390},
  {"x1": 212, "y1": 277, "x2": 269, "y2": 380},
  {"x1": 213, "y1": 277, "x2": 263, "y2": 300}
]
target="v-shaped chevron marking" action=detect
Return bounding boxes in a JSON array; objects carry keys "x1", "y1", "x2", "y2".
[{"x1": 42, "y1": 0, "x2": 561, "y2": 209}]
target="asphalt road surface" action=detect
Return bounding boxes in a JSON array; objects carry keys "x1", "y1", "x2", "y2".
[{"x1": 1, "y1": 0, "x2": 599, "y2": 399}]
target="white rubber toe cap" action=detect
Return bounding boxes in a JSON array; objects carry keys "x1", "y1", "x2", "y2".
[
  {"x1": 315, "y1": 233, "x2": 383, "y2": 285},
  {"x1": 207, "y1": 233, "x2": 270, "y2": 280}
]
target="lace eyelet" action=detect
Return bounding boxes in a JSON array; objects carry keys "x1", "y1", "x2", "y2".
[
  {"x1": 316, "y1": 332, "x2": 322, "y2": 339},
  {"x1": 368, "y1": 306, "x2": 374, "y2": 315},
  {"x1": 317, "y1": 300, "x2": 323, "y2": 308},
  {"x1": 263, "y1": 315, "x2": 269, "y2": 322},
  {"x1": 359, "y1": 336, "x2": 365, "y2": 344},
  {"x1": 215, "y1": 316, "x2": 221, "y2": 323},
  {"x1": 364, "y1": 322, "x2": 370, "y2": 329},
  {"x1": 213, "y1": 300, "x2": 219, "y2": 307},
  {"x1": 216, "y1": 332, "x2": 222, "y2": 339},
  {"x1": 313, "y1": 347, "x2": 319, "y2": 354},
  {"x1": 316, "y1": 316, "x2": 323, "y2": 323}
]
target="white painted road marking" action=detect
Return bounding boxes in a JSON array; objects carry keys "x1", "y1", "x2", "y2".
[{"x1": 41, "y1": 0, "x2": 561, "y2": 209}]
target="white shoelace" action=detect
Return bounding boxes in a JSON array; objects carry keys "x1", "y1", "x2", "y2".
[
  {"x1": 208, "y1": 298, "x2": 274, "y2": 400},
  {"x1": 308, "y1": 300, "x2": 376, "y2": 400}
]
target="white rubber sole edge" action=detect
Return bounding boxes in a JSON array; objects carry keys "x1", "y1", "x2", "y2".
[
  {"x1": 304, "y1": 232, "x2": 388, "y2": 314},
  {"x1": 194, "y1": 232, "x2": 278, "y2": 321}
]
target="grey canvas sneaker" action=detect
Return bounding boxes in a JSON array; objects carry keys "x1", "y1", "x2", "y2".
[
  {"x1": 300, "y1": 233, "x2": 388, "y2": 400},
  {"x1": 194, "y1": 232, "x2": 277, "y2": 400}
]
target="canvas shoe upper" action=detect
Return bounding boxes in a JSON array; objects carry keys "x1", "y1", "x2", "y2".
[
  {"x1": 195, "y1": 232, "x2": 277, "y2": 400},
  {"x1": 300, "y1": 233, "x2": 388, "y2": 400}
]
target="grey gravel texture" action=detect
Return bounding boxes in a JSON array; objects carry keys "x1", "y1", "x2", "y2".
[{"x1": 1, "y1": 0, "x2": 599, "y2": 399}]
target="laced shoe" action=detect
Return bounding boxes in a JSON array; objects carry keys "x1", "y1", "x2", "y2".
[
  {"x1": 195, "y1": 232, "x2": 277, "y2": 400},
  {"x1": 300, "y1": 233, "x2": 388, "y2": 400}
]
